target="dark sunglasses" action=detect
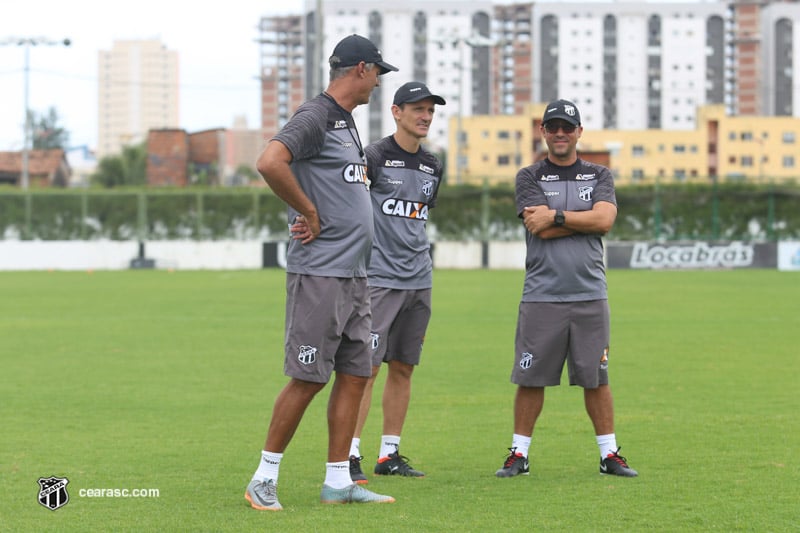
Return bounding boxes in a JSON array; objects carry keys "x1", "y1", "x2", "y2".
[{"x1": 543, "y1": 122, "x2": 577, "y2": 134}]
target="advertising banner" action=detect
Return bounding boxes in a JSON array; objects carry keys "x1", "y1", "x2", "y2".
[{"x1": 606, "y1": 241, "x2": 777, "y2": 269}]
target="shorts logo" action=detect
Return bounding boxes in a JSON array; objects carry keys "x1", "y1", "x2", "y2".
[
  {"x1": 38, "y1": 476, "x2": 70, "y2": 511},
  {"x1": 578, "y1": 186, "x2": 593, "y2": 202},
  {"x1": 599, "y1": 347, "x2": 609, "y2": 370},
  {"x1": 370, "y1": 333, "x2": 380, "y2": 350},
  {"x1": 298, "y1": 345, "x2": 318, "y2": 365},
  {"x1": 519, "y1": 352, "x2": 533, "y2": 370}
]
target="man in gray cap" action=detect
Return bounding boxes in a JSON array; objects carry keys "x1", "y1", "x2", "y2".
[
  {"x1": 245, "y1": 34, "x2": 398, "y2": 511},
  {"x1": 347, "y1": 82, "x2": 446, "y2": 484},
  {"x1": 495, "y1": 98, "x2": 638, "y2": 480}
]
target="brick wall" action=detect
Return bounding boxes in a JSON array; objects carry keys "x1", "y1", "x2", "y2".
[{"x1": 146, "y1": 129, "x2": 189, "y2": 186}]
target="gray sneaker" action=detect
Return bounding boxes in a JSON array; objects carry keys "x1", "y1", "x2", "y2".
[
  {"x1": 245, "y1": 479, "x2": 282, "y2": 511},
  {"x1": 320, "y1": 483, "x2": 395, "y2": 504}
]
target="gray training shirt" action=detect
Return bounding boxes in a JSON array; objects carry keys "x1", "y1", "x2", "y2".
[
  {"x1": 365, "y1": 135, "x2": 443, "y2": 290},
  {"x1": 515, "y1": 158, "x2": 617, "y2": 302},
  {"x1": 273, "y1": 93, "x2": 373, "y2": 278}
]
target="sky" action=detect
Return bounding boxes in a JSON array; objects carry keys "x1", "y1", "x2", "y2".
[{"x1": 0, "y1": 0, "x2": 305, "y2": 152}]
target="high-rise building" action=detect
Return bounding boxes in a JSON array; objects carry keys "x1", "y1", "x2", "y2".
[
  {"x1": 258, "y1": 0, "x2": 800, "y2": 181},
  {"x1": 258, "y1": 0, "x2": 495, "y2": 153},
  {"x1": 97, "y1": 40, "x2": 179, "y2": 159}
]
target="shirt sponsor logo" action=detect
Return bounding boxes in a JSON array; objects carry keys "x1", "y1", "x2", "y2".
[
  {"x1": 381, "y1": 198, "x2": 429, "y2": 220},
  {"x1": 541, "y1": 174, "x2": 559, "y2": 181},
  {"x1": 334, "y1": 120, "x2": 348, "y2": 129},
  {"x1": 578, "y1": 186, "x2": 593, "y2": 202},
  {"x1": 419, "y1": 164, "x2": 435, "y2": 174},
  {"x1": 385, "y1": 159, "x2": 405, "y2": 167},
  {"x1": 343, "y1": 163, "x2": 370, "y2": 190},
  {"x1": 544, "y1": 191, "x2": 559, "y2": 197},
  {"x1": 630, "y1": 242, "x2": 754, "y2": 269},
  {"x1": 386, "y1": 178, "x2": 403, "y2": 185},
  {"x1": 576, "y1": 173, "x2": 595, "y2": 180}
]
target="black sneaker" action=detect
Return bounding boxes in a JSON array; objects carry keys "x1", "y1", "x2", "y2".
[
  {"x1": 600, "y1": 447, "x2": 638, "y2": 477},
  {"x1": 374, "y1": 451, "x2": 425, "y2": 477},
  {"x1": 495, "y1": 447, "x2": 530, "y2": 477},
  {"x1": 349, "y1": 455, "x2": 368, "y2": 485}
]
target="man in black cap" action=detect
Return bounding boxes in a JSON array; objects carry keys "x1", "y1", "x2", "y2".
[
  {"x1": 495, "y1": 98, "x2": 639, "y2": 479},
  {"x1": 346, "y1": 81, "x2": 446, "y2": 484},
  {"x1": 245, "y1": 34, "x2": 398, "y2": 511}
]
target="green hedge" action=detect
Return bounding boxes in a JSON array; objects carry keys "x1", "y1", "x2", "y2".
[{"x1": 0, "y1": 183, "x2": 798, "y2": 241}]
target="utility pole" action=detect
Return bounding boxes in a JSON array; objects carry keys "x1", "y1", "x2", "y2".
[{"x1": 0, "y1": 36, "x2": 71, "y2": 189}]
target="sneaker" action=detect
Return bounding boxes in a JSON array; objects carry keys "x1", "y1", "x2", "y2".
[
  {"x1": 320, "y1": 483, "x2": 395, "y2": 504},
  {"x1": 495, "y1": 447, "x2": 529, "y2": 478},
  {"x1": 349, "y1": 455, "x2": 368, "y2": 485},
  {"x1": 374, "y1": 452, "x2": 425, "y2": 477},
  {"x1": 600, "y1": 447, "x2": 638, "y2": 477},
  {"x1": 244, "y1": 479, "x2": 282, "y2": 511}
]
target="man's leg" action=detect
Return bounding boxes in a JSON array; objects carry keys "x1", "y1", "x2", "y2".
[
  {"x1": 328, "y1": 372, "x2": 369, "y2": 462},
  {"x1": 583, "y1": 384, "x2": 614, "y2": 436},
  {"x1": 353, "y1": 365, "x2": 381, "y2": 440},
  {"x1": 265, "y1": 378, "x2": 326, "y2": 452},
  {"x1": 382, "y1": 360, "x2": 413, "y2": 436},
  {"x1": 496, "y1": 385, "x2": 543, "y2": 477}
]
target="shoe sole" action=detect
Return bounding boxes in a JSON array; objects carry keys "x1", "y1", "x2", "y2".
[
  {"x1": 321, "y1": 497, "x2": 395, "y2": 504},
  {"x1": 495, "y1": 470, "x2": 530, "y2": 478},
  {"x1": 353, "y1": 479, "x2": 369, "y2": 485},
  {"x1": 244, "y1": 491, "x2": 282, "y2": 511}
]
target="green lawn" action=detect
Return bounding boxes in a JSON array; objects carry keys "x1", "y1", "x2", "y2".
[{"x1": 1, "y1": 269, "x2": 797, "y2": 531}]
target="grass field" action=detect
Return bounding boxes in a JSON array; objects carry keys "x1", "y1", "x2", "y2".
[{"x1": 1, "y1": 268, "x2": 798, "y2": 532}]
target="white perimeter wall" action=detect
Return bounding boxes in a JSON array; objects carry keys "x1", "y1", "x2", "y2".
[{"x1": 0, "y1": 241, "x2": 527, "y2": 271}]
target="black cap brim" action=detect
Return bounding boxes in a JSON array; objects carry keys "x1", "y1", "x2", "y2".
[{"x1": 376, "y1": 60, "x2": 399, "y2": 75}]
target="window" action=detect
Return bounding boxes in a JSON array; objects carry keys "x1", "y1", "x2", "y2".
[
  {"x1": 728, "y1": 132, "x2": 736, "y2": 141},
  {"x1": 632, "y1": 169, "x2": 644, "y2": 180},
  {"x1": 674, "y1": 145, "x2": 686, "y2": 153},
  {"x1": 783, "y1": 132, "x2": 795, "y2": 143},
  {"x1": 741, "y1": 132, "x2": 753, "y2": 141},
  {"x1": 497, "y1": 131, "x2": 510, "y2": 139},
  {"x1": 632, "y1": 145, "x2": 645, "y2": 157},
  {"x1": 783, "y1": 155, "x2": 795, "y2": 168},
  {"x1": 497, "y1": 155, "x2": 511, "y2": 166},
  {"x1": 741, "y1": 156, "x2": 753, "y2": 167}
]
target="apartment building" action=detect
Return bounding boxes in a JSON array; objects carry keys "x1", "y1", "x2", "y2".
[{"x1": 97, "y1": 40, "x2": 179, "y2": 159}]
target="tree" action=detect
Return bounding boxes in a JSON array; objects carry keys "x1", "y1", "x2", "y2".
[
  {"x1": 90, "y1": 143, "x2": 147, "y2": 188},
  {"x1": 30, "y1": 107, "x2": 70, "y2": 149}
]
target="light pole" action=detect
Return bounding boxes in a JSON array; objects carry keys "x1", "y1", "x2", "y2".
[
  {"x1": 436, "y1": 32, "x2": 495, "y2": 184},
  {"x1": 0, "y1": 36, "x2": 71, "y2": 189}
]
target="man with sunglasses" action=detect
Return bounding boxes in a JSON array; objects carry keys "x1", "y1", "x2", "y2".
[{"x1": 495, "y1": 99, "x2": 638, "y2": 479}]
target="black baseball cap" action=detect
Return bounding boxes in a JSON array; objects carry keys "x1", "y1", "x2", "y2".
[
  {"x1": 329, "y1": 34, "x2": 398, "y2": 75},
  {"x1": 542, "y1": 99, "x2": 581, "y2": 126},
  {"x1": 393, "y1": 81, "x2": 446, "y2": 106}
]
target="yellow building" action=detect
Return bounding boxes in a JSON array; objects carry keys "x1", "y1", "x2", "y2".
[{"x1": 450, "y1": 104, "x2": 800, "y2": 185}]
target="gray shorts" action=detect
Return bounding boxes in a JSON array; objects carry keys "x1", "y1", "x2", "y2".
[
  {"x1": 284, "y1": 273, "x2": 372, "y2": 383},
  {"x1": 369, "y1": 286, "x2": 432, "y2": 367},
  {"x1": 512, "y1": 300, "x2": 610, "y2": 389}
]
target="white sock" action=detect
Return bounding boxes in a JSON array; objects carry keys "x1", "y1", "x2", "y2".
[
  {"x1": 349, "y1": 438, "x2": 361, "y2": 458},
  {"x1": 511, "y1": 434, "x2": 531, "y2": 458},
  {"x1": 253, "y1": 451, "x2": 282, "y2": 483},
  {"x1": 324, "y1": 461, "x2": 352, "y2": 489},
  {"x1": 596, "y1": 433, "x2": 617, "y2": 459},
  {"x1": 379, "y1": 435, "x2": 401, "y2": 459}
]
